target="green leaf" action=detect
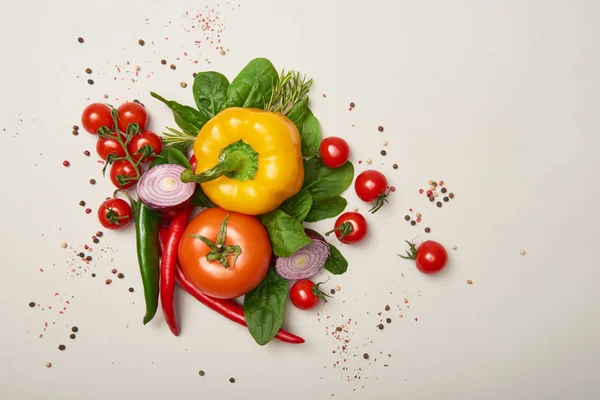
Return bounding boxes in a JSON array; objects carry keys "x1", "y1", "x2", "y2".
[
  {"x1": 260, "y1": 210, "x2": 313, "y2": 257},
  {"x1": 191, "y1": 187, "x2": 216, "y2": 208},
  {"x1": 226, "y1": 58, "x2": 279, "y2": 109},
  {"x1": 279, "y1": 190, "x2": 313, "y2": 222},
  {"x1": 243, "y1": 268, "x2": 288, "y2": 346},
  {"x1": 287, "y1": 96, "x2": 309, "y2": 131},
  {"x1": 324, "y1": 243, "x2": 348, "y2": 275},
  {"x1": 150, "y1": 92, "x2": 208, "y2": 136},
  {"x1": 302, "y1": 158, "x2": 354, "y2": 201},
  {"x1": 149, "y1": 147, "x2": 192, "y2": 169},
  {"x1": 300, "y1": 109, "x2": 321, "y2": 157},
  {"x1": 304, "y1": 196, "x2": 347, "y2": 222},
  {"x1": 193, "y1": 71, "x2": 229, "y2": 119}
]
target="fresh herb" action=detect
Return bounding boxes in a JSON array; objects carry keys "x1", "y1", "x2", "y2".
[
  {"x1": 260, "y1": 210, "x2": 313, "y2": 257},
  {"x1": 299, "y1": 109, "x2": 321, "y2": 157},
  {"x1": 150, "y1": 92, "x2": 208, "y2": 136},
  {"x1": 243, "y1": 268, "x2": 288, "y2": 345},
  {"x1": 286, "y1": 96, "x2": 309, "y2": 131},
  {"x1": 264, "y1": 70, "x2": 313, "y2": 116},
  {"x1": 278, "y1": 190, "x2": 313, "y2": 222},
  {"x1": 149, "y1": 147, "x2": 192, "y2": 169},
  {"x1": 160, "y1": 127, "x2": 197, "y2": 153},
  {"x1": 193, "y1": 71, "x2": 230, "y2": 119},
  {"x1": 304, "y1": 196, "x2": 347, "y2": 222},
  {"x1": 302, "y1": 158, "x2": 354, "y2": 200},
  {"x1": 226, "y1": 58, "x2": 278, "y2": 109},
  {"x1": 324, "y1": 243, "x2": 348, "y2": 275}
]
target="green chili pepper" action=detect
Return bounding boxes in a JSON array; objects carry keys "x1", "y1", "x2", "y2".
[{"x1": 135, "y1": 201, "x2": 161, "y2": 324}]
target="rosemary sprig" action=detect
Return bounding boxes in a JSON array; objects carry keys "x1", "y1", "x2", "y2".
[
  {"x1": 161, "y1": 126, "x2": 196, "y2": 152},
  {"x1": 265, "y1": 69, "x2": 313, "y2": 115}
]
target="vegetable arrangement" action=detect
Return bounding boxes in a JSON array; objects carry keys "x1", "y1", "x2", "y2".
[{"x1": 82, "y1": 57, "x2": 411, "y2": 347}]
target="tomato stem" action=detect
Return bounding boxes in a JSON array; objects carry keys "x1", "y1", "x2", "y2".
[
  {"x1": 398, "y1": 240, "x2": 418, "y2": 260},
  {"x1": 312, "y1": 279, "x2": 333, "y2": 303},
  {"x1": 325, "y1": 222, "x2": 353, "y2": 241},
  {"x1": 369, "y1": 188, "x2": 391, "y2": 214},
  {"x1": 107, "y1": 107, "x2": 142, "y2": 183},
  {"x1": 188, "y1": 213, "x2": 242, "y2": 269}
]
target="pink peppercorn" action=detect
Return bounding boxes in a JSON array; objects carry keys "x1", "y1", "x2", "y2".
[{"x1": 63, "y1": 160, "x2": 70, "y2": 167}]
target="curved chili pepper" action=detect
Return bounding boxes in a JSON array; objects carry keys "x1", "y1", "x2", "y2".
[
  {"x1": 158, "y1": 227, "x2": 304, "y2": 344},
  {"x1": 136, "y1": 202, "x2": 161, "y2": 325},
  {"x1": 160, "y1": 204, "x2": 193, "y2": 336}
]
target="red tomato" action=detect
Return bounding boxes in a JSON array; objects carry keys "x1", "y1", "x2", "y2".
[
  {"x1": 97, "y1": 198, "x2": 132, "y2": 230},
  {"x1": 117, "y1": 102, "x2": 148, "y2": 133},
  {"x1": 109, "y1": 160, "x2": 139, "y2": 189},
  {"x1": 96, "y1": 133, "x2": 126, "y2": 160},
  {"x1": 355, "y1": 170, "x2": 388, "y2": 202},
  {"x1": 127, "y1": 131, "x2": 163, "y2": 162},
  {"x1": 320, "y1": 137, "x2": 350, "y2": 168},
  {"x1": 178, "y1": 208, "x2": 272, "y2": 299},
  {"x1": 81, "y1": 103, "x2": 114, "y2": 134},
  {"x1": 290, "y1": 280, "x2": 329, "y2": 310},
  {"x1": 327, "y1": 212, "x2": 368, "y2": 244},
  {"x1": 400, "y1": 240, "x2": 448, "y2": 274}
]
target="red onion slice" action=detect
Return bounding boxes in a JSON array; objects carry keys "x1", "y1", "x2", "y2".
[
  {"x1": 137, "y1": 164, "x2": 195, "y2": 215},
  {"x1": 275, "y1": 229, "x2": 330, "y2": 280}
]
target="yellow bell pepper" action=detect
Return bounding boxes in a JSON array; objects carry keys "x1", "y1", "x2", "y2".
[{"x1": 181, "y1": 107, "x2": 304, "y2": 215}]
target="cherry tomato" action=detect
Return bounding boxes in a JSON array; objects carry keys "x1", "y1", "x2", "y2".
[
  {"x1": 355, "y1": 170, "x2": 390, "y2": 213},
  {"x1": 400, "y1": 240, "x2": 448, "y2": 274},
  {"x1": 327, "y1": 212, "x2": 368, "y2": 244},
  {"x1": 178, "y1": 207, "x2": 272, "y2": 299},
  {"x1": 320, "y1": 137, "x2": 350, "y2": 168},
  {"x1": 127, "y1": 131, "x2": 163, "y2": 162},
  {"x1": 81, "y1": 103, "x2": 114, "y2": 134},
  {"x1": 96, "y1": 133, "x2": 126, "y2": 160},
  {"x1": 290, "y1": 280, "x2": 330, "y2": 310},
  {"x1": 97, "y1": 198, "x2": 132, "y2": 230},
  {"x1": 117, "y1": 102, "x2": 148, "y2": 133},
  {"x1": 109, "y1": 160, "x2": 138, "y2": 189}
]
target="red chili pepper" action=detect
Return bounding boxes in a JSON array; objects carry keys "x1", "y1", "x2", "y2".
[
  {"x1": 158, "y1": 227, "x2": 304, "y2": 344},
  {"x1": 159, "y1": 205, "x2": 193, "y2": 336}
]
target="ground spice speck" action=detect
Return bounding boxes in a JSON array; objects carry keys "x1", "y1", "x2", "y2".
[
  {"x1": 29, "y1": 302, "x2": 35, "y2": 308},
  {"x1": 199, "y1": 370, "x2": 205, "y2": 376},
  {"x1": 138, "y1": 39, "x2": 145, "y2": 46},
  {"x1": 87, "y1": 79, "x2": 94, "y2": 85},
  {"x1": 70, "y1": 333, "x2": 76, "y2": 339},
  {"x1": 128, "y1": 287, "x2": 134, "y2": 292},
  {"x1": 77, "y1": 37, "x2": 84, "y2": 43},
  {"x1": 378, "y1": 126, "x2": 384, "y2": 132},
  {"x1": 58, "y1": 344, "x2": 66, "y2": 351},
  {"x1": 105, "y1": 279, "x2": 112, "y2": 285},
  {"x1": 467, "y1": 279, "x2": 473, "y2": 285},
  {"x1": 229, "y1": 377, "x2": 235, "y2": 383}
]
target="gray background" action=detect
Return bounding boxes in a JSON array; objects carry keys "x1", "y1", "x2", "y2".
[{"x1": 1, "y1": 0, "x2": 599, "y2": 399}]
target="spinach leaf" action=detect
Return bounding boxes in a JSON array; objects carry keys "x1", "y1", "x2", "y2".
[
  {"x1": 287, "y1": 96, "x2": 308, "y2": 131},
  {"x1": 191, "y1": 187, "x2": 216, "y2": 208},
  {"x1": 243, "y1": 268, "x2": 288, "y2": 346},
  {"x1": 193, "y1": 71, "x2": 229, "y2": 119},
  {"x1": 278, "y1": 190, "x2": 313, "y2": 222},
  {"x1": 260, "y1": 210, "x2": 313, "y2": 257},
  {"x1": 324, "y1": 243, "x2": 348, "y2": 275},
  {"x1": 150, "y1": 92, "x2": 208, "y2": 136},
  {"x1": 302, "y1": 158, "x2": 354, "y2": 201},
  {"x1": 300, "y1": 109, "x2": 321, "y2": 157},
  {"x1": 149, "y1": 147, "x2": 192, "y2": 169},
  {"x1": 226, "y1": 58, "x2": 278, "y2": 109},
  {"x1": 304, "y1": 196, "x2": 347, "y2": 222}
]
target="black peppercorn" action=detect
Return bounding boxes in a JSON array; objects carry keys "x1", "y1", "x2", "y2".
[
  {"x1": 378, "y1": 126, "x2": 384, "y2": 132},
  {"x1": 363, "y1": 353, "x2": 369, "y2": 359},
  {"x1": 70, "y1": 333, "x2": 76, "y2": 339},
  {"x1": 443, "y1": 196, "x2": 449, "y2": 202},
  {"x1": 71, "y1": 326, "x2": 78, "y2": 332},
  {"x1": 393, "y1": 164, "x2": 398, "y2": 169},
  {"x1": 77, "y1": 37, "x2": 84, "y2": 43},
  {"x1": 380, "y1": 150, "x2": 387, "y2": 156},
  {"x1": 436, "y1": 201, "x2": 442, "y2": 208},
  {"x1": 425, "y1": 227, "x2": 431, "y2": 233},
  {"x1": 377, "y1": 324, "x2": 384, "y2": 330},
  {"x1": 410, "y1": 220, "x2": 416, "y2": 226},
  {"x1": 449, "y1": 193, "x2": 454, "y2": 199},
  {"x1": 28, "y1": 302, "x2": 35, "y2": 308},
  {"x1": 128, "y1": 287, "x2": 134, "y2": 292},
  {"x1": 138, "y1": 39, "x2": 145, "y2": 46},
  {"x1": 58, "y1": 344, "x2": 66, "y2": 351},
  {"x1": 441, "y1": 187, "x2": 447, "y2": 194},
  {"x1": 87, "y1": 79, "x2": 94, "y2": 85},
  {"x1": 386, "y1": 318, "x2": 392, "y2": 323},
  {"x1": 404, "y1": 215, "x2": 410, "y2": 221}
]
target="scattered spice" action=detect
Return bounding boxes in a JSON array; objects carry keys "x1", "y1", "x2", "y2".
[
  {"x1": 71, "y1": 326, "x2": 78, "y2": 333},
  {"x1": 138, "y1": 39, "x2": 145, "y2": 46},
  {"x1": 349, "y1": 102, "x2": 355, "y2": 108},
  {"x1": 449, "y1": 193, "x2": 454, "y2": 199},
  {"x1": 60, "y1": 242, "x2": 67, "y2": 248},
  {"x1": 83, "y1": 150, "x2": 90, "y2": 156},
  {"x1": 410, "y1": 220, "x2": 416, "y2": 226},
  {"x1": 429, "y1": 196, "x2": 435, "y2": 202},
  {"x1": 383, "y1": 140, "x2": 388, "y2": 146},
  {"x1": 404, "y1": 215, "x2": 410, "y2": 221},
  {"x1": 79, "y1": 200, "x2": 86, "y2": 207},
  {"x1": 85, "y1": 68, "x2": 92, "y2": 74},
  {"x1": 63, "y1": 160, "x2": 70, "y2": 167},
  {"x1": 105, "y1": 279, "x2": 112, "y2": 285},
  {"x1": 441, "y1": 187, "x2": 447, "y2": 194},
  {"x1": 89, "y1": 179, "x2": 96, "y2": 185},
  {"x1": 436, "y1": 201, "x2": 442, "y2": 208},
  {"x1": 439, "y1": 181, "x2": 445, "y2": 186},
  {"x1": 77, "y1": 37, "x2": 84, "y2": 43},
  {"x1": 390, "y1": 186, "x2": 396, "y2": 192},
  {"x1": 393, "y1": 164, "x2": 398, "y2": 169},
  {"x1": 365, "y1": 159, "x2": 372, "y2": 164},
  {"x1": 128, "y1": 287, "x2": 134, "y2": 292},
  {"x1": 384, "y1": 305, "x2": 390, "y2": 311},
  {"x1": 72, "y1": 130, "x2": 79, "y2": 136},
  {"x1": 335, "y1": 285, "x2": 341, "y2": 291},
  {"x1": 520, "y1": 249, "x2": 526, "y2": 255},
  {"x1": 87, "y1": 79, "x2": 94, "y2": 85},
  {"x1": 330, "y1": 288, "x2": 335, "y2": 295},
  {"x1": 73, "y1": 125, "x2": 79, "y2": 131},
  {"x1": 380, "y1": 150, "x2": 387, "y2": 156},
  {"x1": 467, "y1": 279, "x2": 473, "y2": 285},
  {"x1": 443, "y1": 196, "x2": 449, "y2": 202},
  {"x1": 198, "y1": 370, "x2": 205, "y2": 376},
  {"x1": 96, "y1": 231, "x2": 103, "y2": 237},
  {"x1": 85, "y1": 255, "x2": 92, "y2": 261},
  {"x1": 425, "y1": 227, "x2": 431, "y2": 233},
  {"x1": 58, "y1": 345, "x2": 66, "y2": 351},
  {"x1": 386, "y1": 318, "x2": 392, "y2": 323},
  {"x1": 69, "y1": 333, "x2": 76, "y2": 339},
  {"x1": 92, "y1": 238, "x2": 99, "y2": 244},
  {"x1": 91, "y1": 273, "x2": 96, "y2": 277},
  {"x1": 377, "y1": 324, "x2": 384, "y2": 330},
  {"x1": 180, "y1": 82, "x2": 188, "y2": 88},
  {"x1": 170, "y1": 64, "x2": 176, "y2": 70},
  {"x1": 416, "y1": 213, "x2": 422, "y2": 218},
  {"x1": 45, "y1": 362, "x2": 52, "y2": 368},
  {"x1": 378, "y1": 126, "x2": 384, "y2": 132},
  {"x1": 192, "y1": 72, "x2": 197, "y2": 78},
  {"x1": 85, "y1": 208, "x2": 92, "y2": 214},
  {"x1": 335, "y1": 327, "x2": 342, "y2": 332},
  {"x1": 111, "y1": 268, "x2": 117, "y2": 274},
  {"x1": 229, "y1": 377, "x2": 235, "y2": 383},
  {"x1": 117, "y1": 273, "x2": 124, "y2": 279},
  {"x1": 161, "y1": 59, "x2": 167, "y2": 65},
  {"x1": 78, "y1": 252, "x2": 85, "y2": 258},
  {"x1": 363, "y1": 353, "x2": 369, "y2": 359},
  {"x1": 29, "y1": 302, "x2": 35, "y2": 308}
]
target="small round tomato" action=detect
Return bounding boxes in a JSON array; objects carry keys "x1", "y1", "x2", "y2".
[
  {"x1": 97, "y1": 198, "x2": 132, "y2": 230},
  {"x1": 109, "y1": 160, "x2": 139, "y2": 189},
  {"x1": 400, "y1": 240, "x2": 448, "y2": 274},
  {"x1": 81, "y1": 103, "x2": 114, "y2": 134},
  {"x1": 355, "y1": 170, "x2": 390, "y2": 213},
  {"x1": 320, "y1": 137, "x2": 350, "y2": 168},
  {"x1": 127, "y1": 131, "x2": 162, "y2": 162},
  {"x1": 290, "y1": 280, "x2": 330, "y2": 310},
  {"x1": 326, "y1": 212, "x2": 368, "y2": 244},
  {"x1": 117, "y1": 102, "x2": 148, "y2": 133},
  {"x1": 96, "y1": 133, "x2": 126, "y2": 160},
  {"x1": 178, "y1": 208, "x2": 272, "y2": 299}
]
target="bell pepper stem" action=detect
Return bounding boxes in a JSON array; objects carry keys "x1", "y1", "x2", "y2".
[{"x1": 180, "y1": 153, "x2": 244, "y2": 184}]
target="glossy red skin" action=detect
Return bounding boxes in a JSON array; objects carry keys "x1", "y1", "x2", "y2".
[
  {"x1": 109, "y1": 160, "x2": 138, "y2": 189},
  {"x1": 320, "y1": 137, "x2": 350, "y2": 168},
  {"x1": 127, "y1": 131, "x2": 162, "y2": 162},
  {"x1": 96, "y1": 133, "x2": 126, "y2": 160},
  {"x1": 117, "y1": 102, "x2": 148, "y2": 133},
  {"x1": 416, "y1": 241, "x2": 448, "y2": 274},
  {"x1": 81, "y1": 103, "x2": 114, "y2": 134},
  {"x1": 97, "y1": 198, "x2": 132, "y2": 230},
  {"x1": 290, "y1": 280, "x2": 319, "y2": 310},
  {"x1": 189, "y1": 154, "x2": 197, "y2": 170},
  {"x1": 355, "y1": 170, "x2": 388, "y2": 202},
  {"x1": 334, "y1": 212, "x2": 368, "y2": 244}
]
